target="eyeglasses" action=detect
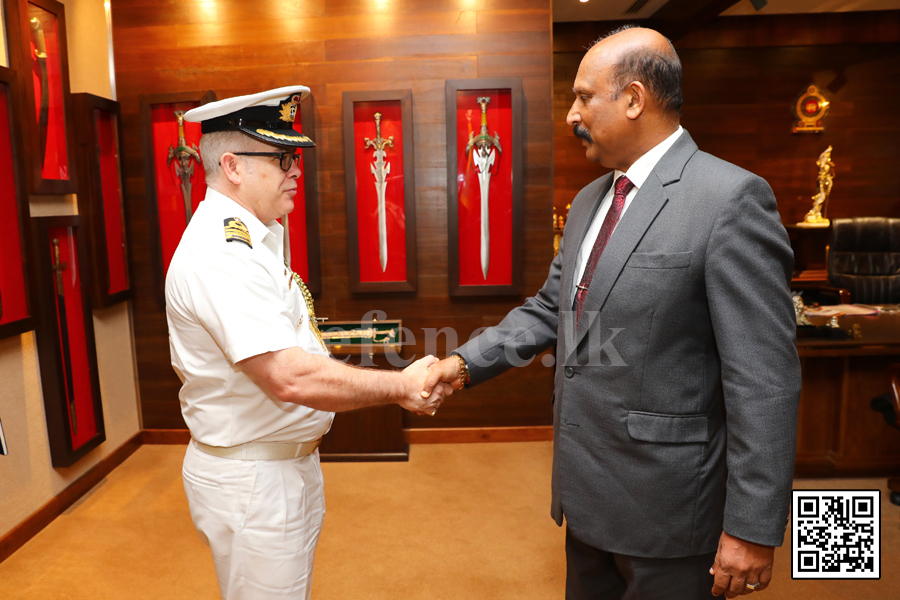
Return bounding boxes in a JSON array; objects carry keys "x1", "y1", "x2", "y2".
[{"x1": 232, "y1": 151, "x2": 300, "y2": 172}]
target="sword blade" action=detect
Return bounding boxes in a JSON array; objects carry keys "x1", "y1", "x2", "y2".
[
  {"x1": 56, "y1": 289, "x2": 77, "y2": 435},
  {"x1": 181, "y1": 180, "x2": 193, "y2": 225},
  {"x1": 473, "y1": 148, "x2": 496, "y2": 279},
  {"x1": 176, "y1": 159, "x2": 195, "y2": 225},
  {"x1": 51, "y1": 238, "x2": 77, "y2": 435},
  {"x1": 36, "y1": 60, "x2": 49, "y2": 159},
  {"x1": 372, "y1": 151, "x2": 390, "y2": 272}
]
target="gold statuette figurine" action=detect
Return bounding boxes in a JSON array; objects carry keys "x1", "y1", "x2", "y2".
[{"x1": 797, "y1": 145, "x2": 835, "y2": 228}]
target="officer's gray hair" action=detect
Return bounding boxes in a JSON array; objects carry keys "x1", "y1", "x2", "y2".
[{"x1": 199, "y1": 130, "x2": 260, "y2": 184}]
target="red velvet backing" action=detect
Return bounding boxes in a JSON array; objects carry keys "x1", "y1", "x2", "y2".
[
  {"x1": 455, "y1": 89, "x2": 513, "y2": 286},
  {"x1": 49, "y1": 227, "x2": 97, "y2": 450},
  {"x1": 353, "y1": 101, "x2": 407, "y2": 283},
  {"x1": 95, "y1": 108, "x2": 128, "y2": 295},
  {"x1": 0, "y1": 84, "x2": 28, "y2": 325}
]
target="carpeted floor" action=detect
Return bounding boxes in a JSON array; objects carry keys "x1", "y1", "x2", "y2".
[{"x1": 0, "y1": 443, "x2": 896, "y2": 599}]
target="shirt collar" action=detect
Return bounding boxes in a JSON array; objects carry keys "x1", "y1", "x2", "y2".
[
  {"x1": 613, "y1": 125, "x2": 684, "y2": 190},
  {"x1": 204, "y1": 187, "x2": 282, "y2": 249}
]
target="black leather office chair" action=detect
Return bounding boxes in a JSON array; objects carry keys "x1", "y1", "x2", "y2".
[
  {"x1": 829, "y1": 218, "x2": 900, "y2": 304},
  {"x1": 871, "y1": 364, "x2": 900, "y2": 506}
]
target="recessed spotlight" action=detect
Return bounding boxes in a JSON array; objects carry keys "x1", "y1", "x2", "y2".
[{"x1": 580, "y1": 0, "x2": 589, "y2": 3}]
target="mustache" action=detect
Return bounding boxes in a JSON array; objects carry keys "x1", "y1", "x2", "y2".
[{"x1": 573, "y1": 124, "x2": 593, "y2": 143}]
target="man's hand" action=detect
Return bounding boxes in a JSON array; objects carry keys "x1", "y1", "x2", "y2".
[
  {"x1": 710, "y1": 530, "x2": 775, "y2": 597},
  {"x1": 399, "y1": 356, "x2": 452, "y2": 415},
  {"x1": 422, "y1": 356, "x2": 466, "y2": 397}
]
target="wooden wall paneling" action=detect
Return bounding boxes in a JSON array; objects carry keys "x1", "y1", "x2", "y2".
[
  {"x1": 112, "y1": 0, "x2": 554, "y2": 431},
  {"x1": 0, "y1": 66, "x2": 36, "y2": 340},
  {"x1": 553, "y1": 15, "x2": 900, "y2": 226},
  {"x1": 72, "y1": 93, "x2": 133, "y2": 308}
]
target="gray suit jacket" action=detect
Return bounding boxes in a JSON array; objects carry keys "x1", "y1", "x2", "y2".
[{"x1": 456, "y1": 131, "x2": 801, "y2": 558}]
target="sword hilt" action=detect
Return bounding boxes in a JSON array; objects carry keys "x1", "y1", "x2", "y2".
[
  {"x1": 29, "y1": 18, "x2": 47, "y2": 59},
  {"x1": 364, "y1": 112, "x2": 394, "y2": 152},
  {"x1": 477, "y1": 96, "x2": 491, "y2": 130},
  {"x1": 174, "y1": 111, "x2": 188, "y2": 146},
  {"x1": 466, "y1": 97, "x2": 502, "y2": 157},
  {"x1": 168, "y1": 110, "x2": 201, "y2": 168},
  {"x1": 51, "y1": 238, "x2": 67, "y2": 296}
]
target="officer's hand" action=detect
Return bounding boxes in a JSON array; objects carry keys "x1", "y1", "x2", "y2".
[
  {"x1": 710, "y1": 530, "x2": 774, "y2": 597},
  {"x1": 400, "y1": 356, "x2": 451, "y2": 415},
  {"x1": 423, "y1": 356, "x2": 466, "y2": 397}
]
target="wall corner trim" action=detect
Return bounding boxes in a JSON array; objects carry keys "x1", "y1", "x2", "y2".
[{"x1": 0, "y1": 432, "x2": 142, "y2": 564}]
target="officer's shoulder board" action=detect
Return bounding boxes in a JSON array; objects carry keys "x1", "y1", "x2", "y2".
[{"x1": 224, "y1": 217, "x2": 252, "y2": 249}]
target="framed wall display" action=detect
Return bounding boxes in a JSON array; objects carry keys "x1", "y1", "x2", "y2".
[
  {"x1": 139, "y1": 90, "x2": 216, "y2": 299},
  {"x1": 73, "y1": 93, "x2": 131, "y2": 308},
  {"x1": 8, "y1": 0, "x2": 77, "y2": 194},
  {"x1": 282, "y1": 92, "x2": 321, "y2": 295},
  {"x1": 342, "y1": 90, "x2": 417, "y2": 293},
  {"x1": 32, "y1": 216, "x2": 105, "y2": 467},
  {"x1": 445, "y1": 78, "x2": 523, "y2": 297},
  {"x1": 320, "y1": 319, "x2": 402, "y2": 354},
  {"x1": 0, "y1": 66, "x2": 35, "y2": 340}
]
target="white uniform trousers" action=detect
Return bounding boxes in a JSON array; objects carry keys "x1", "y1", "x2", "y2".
[{"x1": 182, "y1": 441, "x2": 326, "y2": 600}]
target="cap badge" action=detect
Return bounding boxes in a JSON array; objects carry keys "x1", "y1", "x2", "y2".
[
  {"x1": 224, "y1": 217, "x2": 252, "y2": 248},
  {"x1": 279, "y1": 94, "x2": 302, "y2": 123}
]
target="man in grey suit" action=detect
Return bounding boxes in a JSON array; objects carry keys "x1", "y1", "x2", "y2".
[{"x1": 425, "y1": 25, "x2": 801, "y2": 599}]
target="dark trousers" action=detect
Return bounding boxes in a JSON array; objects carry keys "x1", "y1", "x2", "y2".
[{"x1": 565, "y1": 527, "x2": 717, "y2": 600}]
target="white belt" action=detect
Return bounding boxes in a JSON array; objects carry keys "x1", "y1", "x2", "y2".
[{"x1": 193, "y1": 438, "x2": 321, "y2": 460}]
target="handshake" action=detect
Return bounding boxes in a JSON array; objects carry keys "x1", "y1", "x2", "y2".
[{"x1": 398, "y1": 355, "x2": 467, "y2": 416}]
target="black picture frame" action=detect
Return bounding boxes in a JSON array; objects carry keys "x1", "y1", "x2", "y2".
[
  {"x1": 0, "y1": 65, "x2": 36, "y2": 340},
  {"x1": 445, "y1": 78, "x2": 523, "y2": 297},
  {"x1": 32, "y1": 215, "x2": 105, "y2": 468},
  {"x1": 7, "y1": 0, "x2": 78, "y2": 194},
  {"x1": 73, "y1": 93, "x2": 132, "y2": 308},
  {"x1": 342, "y1": 89, "x2": 418, "y2": 293}
]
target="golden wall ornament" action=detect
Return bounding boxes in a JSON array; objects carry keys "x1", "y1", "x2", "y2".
[
  {"x1": 797, "y1": 145, "x2": 835, "y2": 228},
  {"x1": 792, "y1": 85, "x2": 830, "y2": 133},
  {"x1": 553, "y1": 205, "x2": 567, "y2": 258}
]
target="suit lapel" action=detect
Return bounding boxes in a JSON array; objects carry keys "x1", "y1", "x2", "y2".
[{"x1": 568, "y1": 130, "x2": 700, "y2": 354}]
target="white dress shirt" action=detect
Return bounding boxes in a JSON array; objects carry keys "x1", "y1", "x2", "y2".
[
  {"x1": 166, "y1": 188, "x2": 334, "y2": 447},
  {"x1": 572, "y1": 126, "x2": 684, "y2": 296}
]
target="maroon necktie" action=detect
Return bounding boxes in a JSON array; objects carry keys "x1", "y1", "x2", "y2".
[{"x1": 574, "y1": 175, "x2": 635, "y2": 325}]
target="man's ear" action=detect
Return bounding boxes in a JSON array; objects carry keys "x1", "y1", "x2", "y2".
[
  {"x1": 220, "y1": 153, "x2": 242, "y2": 185},
  {"x1": 624, "y1": 81, "x2": 646, "y2": 121}
]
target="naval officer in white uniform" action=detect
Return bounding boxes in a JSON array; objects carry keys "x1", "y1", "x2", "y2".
[{"x1": 165, "y1": 86, "x2": 450, "y2": 600}]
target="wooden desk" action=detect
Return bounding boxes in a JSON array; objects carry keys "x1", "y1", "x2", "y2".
[{"x1": 795, "y1": 313, "x2": 900, "y2": 477}]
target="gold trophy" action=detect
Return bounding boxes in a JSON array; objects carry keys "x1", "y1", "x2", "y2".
[{"x1": 796, "y1": 146, "x2": 835, "y2": 228}]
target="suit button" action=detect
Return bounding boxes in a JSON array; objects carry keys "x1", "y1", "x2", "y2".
[{"x1": 565, "y1": 367, "x2": 575, "y2": 378}]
